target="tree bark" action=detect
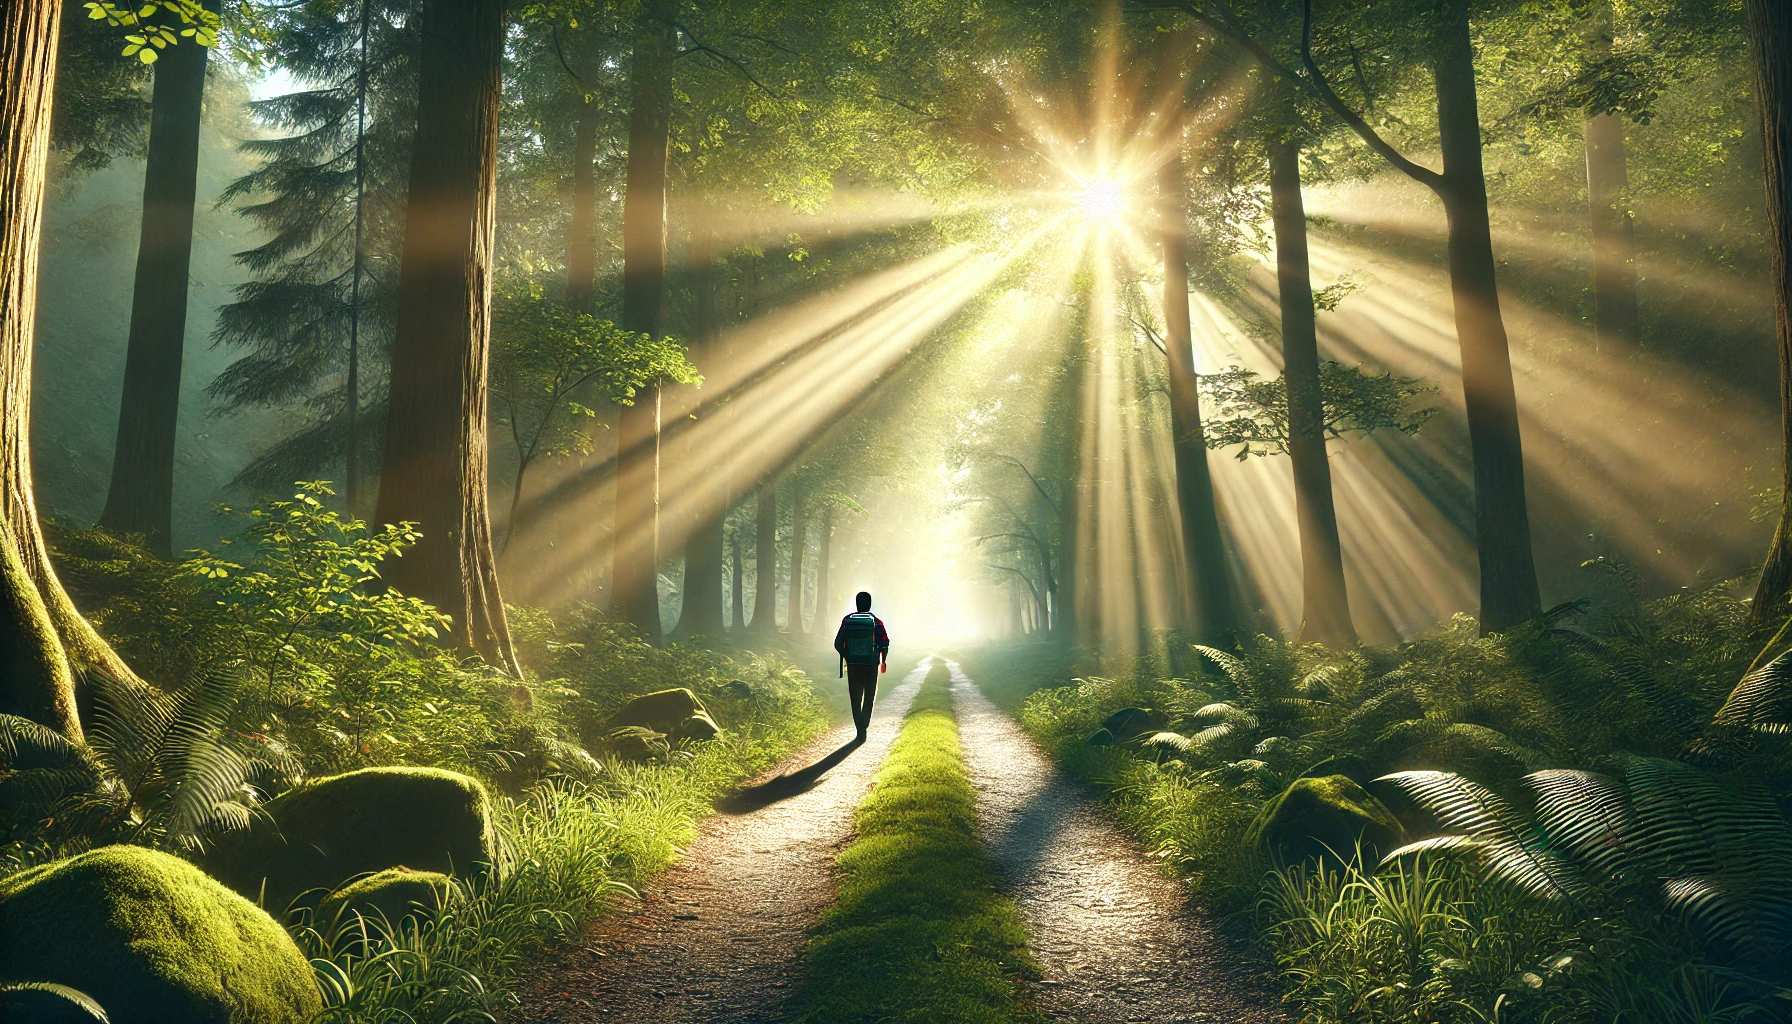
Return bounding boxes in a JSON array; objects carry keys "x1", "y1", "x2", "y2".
[
  {"x1": 1584, "y1": 112, "x2": 1637, "y2": 350},
  {"x1": 610, "y1": 6, "x2": 673, "y2": 643},
  {"x1": 1159, "y1": 129, "x2": 1237, "y2": 645},
  {"x1": 729, "y1": 520, "x2": 745, "y2": 630},
  {"x1": 785, "y1": 478, "x2": 805, "y2": 633},
  {"x1": 811, "y1": 503, "x2": 832, "y2": 634},
  {"x1": 96, "y1": 2, "x2": 215, "y2": 555},
  {"x1": 2, "y1": 0, "x2": 145, "y2": 740},
  {"x1": 749, "y1": 478, "x2": 777, "y2": 631},
  {"x1": 375, "y1": 0, "x2": 517, "y2": 674},
  {"x1": 1268, "y1": 140, "x2": 1356, "y2": 647},
  {"x1": 1433, "y1": 5, "x2": 1542, "y2": 633},
  {"x1": 565, "y1": 95, "x2": 598, "y2": 311},
  {"x1": 1748, "y1": 0, "x2": 1792, "y2": 624},
  {"x1": 674, "y1": 231, "x2": 724, "y2": 637}
]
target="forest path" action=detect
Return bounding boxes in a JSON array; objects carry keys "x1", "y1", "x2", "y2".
[
  {"x1": 948, "y1": 660, "x2": 1287, "y2": 1024},
  {"x1": 510, "y1": 664, "x2": 923, "y2": 1024}
]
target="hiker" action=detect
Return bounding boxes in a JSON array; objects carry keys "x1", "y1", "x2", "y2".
[{"x1": 834, "y1": 591, "x2": 890, "y2": 742}]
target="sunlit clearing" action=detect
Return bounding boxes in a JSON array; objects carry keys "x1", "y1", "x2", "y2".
[{"x1": 1075, "y1": 177, "x2": 1126, "y2": 224}]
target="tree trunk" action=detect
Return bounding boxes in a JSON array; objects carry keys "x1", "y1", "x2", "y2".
[
  {"x1": 729, "y1": 522, "x2": 745, "y2": 630},
  {"x1": 785, "y1": 478, "x2": 805, "y2": 633},
  {"x1": 1, "y1": 0, "x2": 145, "y2": 740},
  {"x1": 610, "y1": 7, "x2": 673, "y2": 643},
  {"x1": 96, "y1": 3, "x2": 215, "y2": 556},
  {"x1": 1159, "y1": 132, "x2": 1237, "y2": 645},
  {"x1": 375, "y1": 0, "x2": 517, "y2": 674},
  {"x1": 811, "y1": 503, "x2": 832, "y2": 634},
  {"x1": 1432, "y1": 5, "x2": 1542, "y2": 633},
  {"x1": 750, "y1": 478, "x2": 777, "y2": 631},
  {"x1": 675, "y1": 232, "x2": 724, "y2": 636},
  {"x1": 565, "y1": 96, "x2": 598, "y2": 311},
  {"x1": 1584, "y1": 112, "x2": 1637, "y2": 350},
  {"x1": 1748, "y1": 0, "x2": 1792, "y2": 624},
  {"x1": 1268, "y1": 140, "x2": 1356, "y2": 647}
]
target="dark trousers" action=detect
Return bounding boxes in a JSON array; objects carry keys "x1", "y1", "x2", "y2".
[{"x1": 846, "y1": 663, "x2": 878, "y2": 735}]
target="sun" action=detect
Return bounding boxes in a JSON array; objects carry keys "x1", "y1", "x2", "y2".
[{"x1": 1075, "y1": 177, "x2": 1126, "y2": 224}]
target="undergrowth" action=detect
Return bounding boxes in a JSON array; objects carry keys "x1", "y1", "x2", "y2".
[{"x1": 797, "y1": 660, "x2": 1041, "y2": 1024}]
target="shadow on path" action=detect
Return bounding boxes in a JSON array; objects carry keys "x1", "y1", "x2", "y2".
[{"x1": 715, "y1": 737, "x2": 866, "y2": 814}]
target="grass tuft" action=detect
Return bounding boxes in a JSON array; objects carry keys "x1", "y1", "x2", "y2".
[{"x1": 797, "y1": 660, "x2": 1041, "y2": 1024}]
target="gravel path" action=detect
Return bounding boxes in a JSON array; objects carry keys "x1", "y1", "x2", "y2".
[
  {"x1": 510, "y1": 665, "x2": 923, "y2": 1024},
  {"x1": 948, "y1": 660, "x2": 1287, "y2": 1024}
]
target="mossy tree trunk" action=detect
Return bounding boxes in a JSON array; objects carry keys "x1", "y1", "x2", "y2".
[
  {"x1": 1159, "y1": 128, "x2": 1236, "y2": 646},
  {"x1": 811, "y1": 503, "x2": 832, "y2": 634},
  {"x1": 96, "y1": 0, "x2": 217, "y2": 556},
  {"x1": 729, "y1": 523, "x2": 745, "y2": 630},
  {"x1": 1, "y1": 0, "x2": 144, "y2": 741},
  {"x1": 565, "y1": 84, "x2": 599, "y2": 312},
  {"x1": 611, "y1": 6, "x2": 674, "y2": 644},
  {"x1": 1748, "y1": 0, "x2": 1792, "y2": 625},
  {"x1": 749, "y1": 479, "x2": 778, "y2": 632},
  {"x1": 375, "y1": 0, "x2": 518, "y2": 675},
  {"x1": 1268, "y1": 140, "x2": 1356, "y2": 648}
]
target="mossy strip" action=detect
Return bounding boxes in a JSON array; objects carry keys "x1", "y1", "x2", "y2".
[{"x1": 797, "y1": 660, "x2": 1040, "y2": 1024}]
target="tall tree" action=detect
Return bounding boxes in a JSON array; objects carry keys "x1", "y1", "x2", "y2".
[
  {"x1": 374, "y1": 0, "x2": 517, "y2": 673},
  {"x1": 750, "y1": 478, "x2": 777, "y2": 632},
  {"x1": 1583, "y1": 110, "x2": 1636, "y2": 349},
  {"x1": 1, "y1": 0, "x2": 144, "y2": 740},
  {"x1": 811, "y1": 502, "x2": 833, "y2": 634},
  {"x1": 95, "y1": 0, "x2": 217, "y2": 554},
  {"x1": 1749, "y1": 0, "x2": 1792, "y2": 624},
  {"x1": 610, "y1": 3, "x2": 675, "y2": 643},
  {"x1": 1162, "y1": 0, "x2": 1543, "y2": 632},
  {"x1": 785, "y1": 475, "x2": 806, "y2": 633},
  {"x1": 1160, "y1": 125, "x2": 1237, "y2": 643},
  {"x1": 674, "y1": 231, "x2": 724, "y2": 637},
  {"x1": 1266, "y1": 137, "x2": 1354, "y2": 646},
  {"x1": 729, "y1": 514, "x2": 745, "y2": 630}
]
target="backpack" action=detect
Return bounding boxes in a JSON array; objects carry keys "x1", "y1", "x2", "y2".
[{"x1": 840, "y1": 612, "x2": 880, "y2": 665}]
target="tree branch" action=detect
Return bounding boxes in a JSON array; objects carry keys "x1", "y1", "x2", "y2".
[{"x1": 670, "y1": 20, "x2": 778, "y2": 97}]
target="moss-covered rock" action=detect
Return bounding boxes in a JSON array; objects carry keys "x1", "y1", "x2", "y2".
[
  {"x1": 603, "y1": 725, "x2": 669, "y2": 761},
  {"x1": 1083, "y1": 727, "x2": 1115, "y2": 746},
  {"x1": 0, "y1": 846, "x2": 321, "y2": 1024},
  {"x1": 201, "y1": 767, "x2": 493, "y2": 913},
  {"x1": 317, "y1": 868, "x2": 452, "y2": 927},
  {"x1": 1247, "y1": 774, "x2": 1405, "y2": 867},
  {"x1": 605, "y1": 688, "x2": 708, "y2": 736},
  {"x1": 1100, "y1": 707, "x2": 1167, "y2": 741},
  {"x1": 672, "y1": 711, "x2": 721, "y2": 743}
]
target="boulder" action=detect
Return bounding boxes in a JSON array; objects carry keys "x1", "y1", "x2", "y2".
[
  {"x1": 1084, "y1": 728, "x2": 1115, "y2": 747},
  {"x1": 318, "y1": 868, "x2": 452, "y2": 927},
  {"x1": 0, "y1": 846, "x2": 321, "y2": 1024},
  {"x1": 672, "y1": 712, "x2": 721, "y2": 743},
  {"x1": 720, "y1": 680, "x2": 753, "y2": 701},
  {"x1": 1247, "y1": 774, "x2": 1405, "y2": 867},
  {"x1": 605, "y1": 688, "x2": 709, "y2": 736},
  {"x1": 603, "y1": 725, "x2": 669, "y2": 762},
  {"x1": 1100, "y1": 707, "x2": 1168, "y2": 742},
  {"x1": 201, "y1": 767, "x2": 493, "y2": 914}
]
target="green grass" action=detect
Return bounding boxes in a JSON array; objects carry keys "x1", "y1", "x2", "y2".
[{"x1": 797, "y1": 661, "x2": 1041, "y2": 1024}]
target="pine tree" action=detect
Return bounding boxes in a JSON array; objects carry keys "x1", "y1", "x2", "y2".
[{"x1": 210, "y1": 0, "x2": 420, "y2": 506}]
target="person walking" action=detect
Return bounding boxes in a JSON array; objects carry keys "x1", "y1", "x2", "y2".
[{"x1": 834, "y1": 591, "x2": 889, "y2": 742}]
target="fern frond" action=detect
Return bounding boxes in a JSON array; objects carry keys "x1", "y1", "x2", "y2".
[
  {"x1": 1715, "y1": 651, "x2": 1792, "y2": 733},
  {"x1": 1378, "y1": 769, "x2": 1583, "y2": 901}
]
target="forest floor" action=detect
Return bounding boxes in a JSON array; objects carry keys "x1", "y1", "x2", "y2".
[{"x1": 511, "y1": 658, "x2": 1284, "y2": 1024}]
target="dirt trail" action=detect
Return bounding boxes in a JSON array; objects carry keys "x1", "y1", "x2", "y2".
[
  {"x1": 948, "y1": 660, "x2": 1287, "y2": 1024},
  {"x1": 511, "y1": 666, "x2": 923, "y2": 1024}
]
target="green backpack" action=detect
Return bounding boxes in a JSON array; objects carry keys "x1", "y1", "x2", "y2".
[{"x1": 840, "y1": 612, "x2": 880, "y2": 666}]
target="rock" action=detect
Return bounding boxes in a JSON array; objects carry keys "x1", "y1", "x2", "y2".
[
  {"x1": 721, "y1": 680, "x2": 753, "y2": 701},
  {"x1": 672, "y1": 712, "x2": 721, "y2": 743},
  {"x1": 606, "y1": 688, "x2": 710, "y2": 737},
  {"x1": 604, "y1": 725, "x2": 669, "y2": 762},
  {"x1": 1247, "y1": 774, "x2": 1405, "y2": 867},
  {"x1": 1100, "y1": 707, "x2": 1168, "y2": 741},
  {"x1": 201, "y1": 767, "x2": 494, "y2": 914},
  {"x1": 0, "y1": 984, "x2": 110, "y2": 1024},
  {"x1": 1084, "y1": 728, "x2": 1115, "y2": 746},
  {"x1": 0, "y1": 846, "x2": 321, "y2": 1024},
  {"x1": 318, "y1": 868, "x2": 452, "y2": 927}
]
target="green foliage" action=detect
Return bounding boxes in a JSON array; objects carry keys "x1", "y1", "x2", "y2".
[
  {"x1": 799, "y1": 663, "x2": 1041, "y2": 1024},
  {"x1": 1200, "y1": 362, "x2": 1438, "y2": 459},
  {"x1": 83, "y1": 0, "x2": 218, "y2": 63}
]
